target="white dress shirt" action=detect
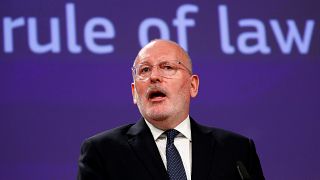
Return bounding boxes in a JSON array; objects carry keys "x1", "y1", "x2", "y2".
[{"x1": 145, "y1": 116, "x2": 192, "y2": 180}]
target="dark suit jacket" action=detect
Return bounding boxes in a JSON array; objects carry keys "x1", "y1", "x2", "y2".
[{"x1": 77, "y1": 118, "x2": 265, "y2": 180}]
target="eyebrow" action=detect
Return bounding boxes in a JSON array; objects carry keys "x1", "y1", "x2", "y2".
[{"x1": 137, "y1": 60, "x2": 172, "y2": 65}]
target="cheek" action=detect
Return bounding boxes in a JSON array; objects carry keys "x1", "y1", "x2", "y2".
[
  {"x1": 171, "y1": 79, "x2": 191, "y2": 97},
  {"x1": 135, "y1": 84, "x2": 147, "y2": 99}
]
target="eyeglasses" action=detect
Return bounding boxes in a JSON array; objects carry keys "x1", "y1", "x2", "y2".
[{"x1": 132, "y1": 60, "x2": 192, "y2": 80}]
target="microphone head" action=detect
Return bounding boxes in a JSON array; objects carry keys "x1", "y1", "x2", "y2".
[{"x1": 237, "y1": 161, "x2": 251, "y2": 180}]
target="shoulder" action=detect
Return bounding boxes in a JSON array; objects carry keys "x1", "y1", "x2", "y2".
[
  {"x1": 191, "y1": 120, "x2": 265, "y2": 179},
  {"x1": 83, "y1": 123, "x2": 135, "y2": 148},
  {"x1": 192, "y1": 120, "x2": 257, "y2": 162},
  {"x1": 211, "y1": 126, "x2": 249, "y2": 144},
  {"x1": 192, "y1": 120, "x2": 252, "y2": 148}
]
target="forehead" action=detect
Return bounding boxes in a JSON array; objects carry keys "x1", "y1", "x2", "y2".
[{"x1": 135, "y1": 41, "x2": 188, "y2": 65}]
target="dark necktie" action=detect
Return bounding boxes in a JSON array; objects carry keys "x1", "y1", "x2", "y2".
[{"x1": 165, "y1": 129, "x2": 187, "y2": 180}]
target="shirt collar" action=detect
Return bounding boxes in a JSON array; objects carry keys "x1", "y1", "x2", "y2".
[{"x1": 144, "y1": 115, "x2": 192, "y2": 142}]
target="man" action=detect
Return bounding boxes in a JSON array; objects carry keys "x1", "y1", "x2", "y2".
[{"x1": 77, "y1": 39, "x2": 265, "y2": 180}]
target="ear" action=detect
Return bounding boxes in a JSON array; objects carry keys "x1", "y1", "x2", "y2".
[
  {"x1": 190, "y1": 75, "x2": 199, "y2": 98},
  {"x1": 131, "y1": 82, "x2": 137, "y2": 104}
]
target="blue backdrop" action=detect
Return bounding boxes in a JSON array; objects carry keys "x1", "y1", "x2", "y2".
[{"x1": 1, "y1": 0, "x2": 319, "y2": 179}]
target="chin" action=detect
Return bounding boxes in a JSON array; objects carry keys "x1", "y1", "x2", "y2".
[
  {"x1": 138, "y1": 101, "x2": 176, "y2": 121},
  {"x1": 145, "y1": 108, "x2": 172, "y2": 121},
  {"x1": 147, "y1": 111, "x2": 168, "y2": 121}
]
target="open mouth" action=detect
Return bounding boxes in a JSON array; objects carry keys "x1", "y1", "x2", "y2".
[{"x1": 148, "y1": 89, "x2": 167, "y2": 101}]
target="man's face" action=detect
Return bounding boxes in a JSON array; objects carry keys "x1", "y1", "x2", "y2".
[{"x1": 131, "y1": 40, "x2": 199, "y2": 128}]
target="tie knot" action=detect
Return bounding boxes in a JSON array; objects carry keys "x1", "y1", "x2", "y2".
[{"x1": 165, "y1": 129, "x2": 180, "y2": 145}]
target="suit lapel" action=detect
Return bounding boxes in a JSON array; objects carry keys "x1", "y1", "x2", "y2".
[
  {"x1": 127, "y1": 118, "x2": 168, "y2": 180},
  {"x1": 191, "y1": 118, "x2": 216, "y2": 180}
]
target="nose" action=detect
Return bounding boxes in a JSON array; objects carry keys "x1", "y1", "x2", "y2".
[{"x1": 149, "y1": 66, "x2": 162, "y2": 82}]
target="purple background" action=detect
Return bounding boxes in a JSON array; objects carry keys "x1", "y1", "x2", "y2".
[{"x1": 1, "y1": 0, "x2": 319, "y2": 179}]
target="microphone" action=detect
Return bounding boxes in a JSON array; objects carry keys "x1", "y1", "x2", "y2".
[{"x1": 237, "y1": 161, "x2": 251, "y2": 180}]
